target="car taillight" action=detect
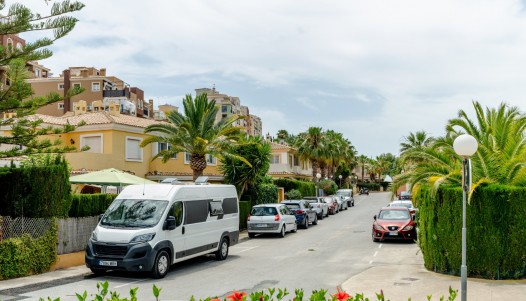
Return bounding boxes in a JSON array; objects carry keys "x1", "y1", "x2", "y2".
[
  {"x1": 275, "y1": 214, "x2": 280, "y2": 221},
  {"x1": 296, "y1": 210, "x2": 305, "y2": 214},
  {"x1": 247, "y1": 214, "x2": 251, "y2": 221},
  {"x1": 317, "y1": 204, "x2": 321, "y2": 208}
]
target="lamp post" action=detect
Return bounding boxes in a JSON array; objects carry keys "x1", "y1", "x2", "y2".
[
  {"x1": 453, "y1": 134, "x2": 478, "y2": 301},
  {"x1": 339, "y1": 175, "x2": 342, "y2": 188},
  {"x1": 316, "y1": 173, "x2": 321, "y2": 197}
]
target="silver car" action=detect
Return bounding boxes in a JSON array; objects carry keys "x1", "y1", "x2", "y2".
[
  {"x1": 303, "y1": 197, "x2": 329, "y2": 219},
  {"x1": 337, "y1": 189, "x2": 355, "y2": 207},
  {"x1": 331, "y1": 195, "x2": 348, "y2": 211},
  {"x1": 247, "y1": 204, "x2": 297, "y2": 238}
]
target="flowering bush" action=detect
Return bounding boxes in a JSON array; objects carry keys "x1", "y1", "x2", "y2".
[{"x1": 44, "y1": 281, "x2": 457, "y2": 301}]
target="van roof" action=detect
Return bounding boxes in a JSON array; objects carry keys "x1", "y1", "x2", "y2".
[{"x1": 117, "y1": 184, "x2": 237, "y2": 200}]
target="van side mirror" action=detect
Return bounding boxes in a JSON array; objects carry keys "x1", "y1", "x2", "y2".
[
  {"x1": 165, "y1": 216, "x2": 176, "y2": 230},
  {"x1": 373, "y1": 215, "x2": 377, "y2": 220},
  {"x1": 98, "y1": 214, "x2": 104, "y2": 222}
]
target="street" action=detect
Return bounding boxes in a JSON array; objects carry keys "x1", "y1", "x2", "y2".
[{"x1": 11, "y1": 192, "x2": 422, "y2": 301}]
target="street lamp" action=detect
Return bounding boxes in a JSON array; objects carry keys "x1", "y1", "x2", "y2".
[
  {"x1": 316, "y1": 173, "x2": 322, "y2": 197},
  {"x1": 453, "y1": 134, "x2": 478, "y2": 301},
  {"x1": 339, "y1": 174, "x2": 342, "y2": 188}
]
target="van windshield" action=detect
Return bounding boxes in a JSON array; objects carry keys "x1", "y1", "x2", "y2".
[{"x1": 101, "y1": 199, "x2": 169, "y2": 228}]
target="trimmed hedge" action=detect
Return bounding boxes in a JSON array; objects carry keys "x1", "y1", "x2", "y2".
[
  {"x1": 418, "y1": 184, "x2": 526, "y2": 279},
  {"x1": 0, "y1": 219, "x2": 58, "y2": 280},
  {"x1": 239, "y1": 201, "x2": 251, "y2": 230},
  {"x1": 357, "y1": 182, "x2": 381, "y2": 191},
  {"x1": 67, "y1": 194, "x2": 117, "y2": 217},
  {"x1": 273, "y1": 178, "x2": 316, "y2": 197}
]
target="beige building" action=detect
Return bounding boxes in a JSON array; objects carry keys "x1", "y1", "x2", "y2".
[
  {"x1": 249, "y1": 115, "x2": 262, "y2": 137},
  {"x1": 27, "y1": 67, "x2": 153, "y2": 119},
  {"x1": 268, "y1": 140, "x2": 312, "y2": 180}
]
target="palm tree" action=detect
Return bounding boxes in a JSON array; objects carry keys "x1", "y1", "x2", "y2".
[
  {"x1": 141, "y1": 93, "x2": 246, "y2": 180},
  {"x1": 357, "y1": 155, "x2": 369, "y2": 181},
  {"x1": 295, "y1": 127, "x2": 325, "y2": 181},
  {"x1": 400, "y1": 131, "x2": 434, "y2": 153}
]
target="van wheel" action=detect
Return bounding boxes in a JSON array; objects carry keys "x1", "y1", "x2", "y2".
[
  {"x1": 151, "y1": 250, "x2": 170, "y2": 279},
  {"x1": 279, "y1": 225, "x2": 286, "y2": 238},
  {"x1": 215, "y1": 237, "x2": 229, "y2": 260}
]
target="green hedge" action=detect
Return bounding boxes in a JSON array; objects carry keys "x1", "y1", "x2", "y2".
[
  {"x1": 0, "y1": 219, "x2": 58, "y2": 280},
  {"x1": 418, "y1": 184, "x2": 526, "y2": 279},
  {"x1": 239, "y1": 201, "x2": 251, "y2": 230},
  {"x1": 357, "y1": 182, "x2": 381, "y2": 191},
  {"x1": 0, "y1": 157, "x2": 71, "y2": 218},
  {"x1": 273, "y1": 178, "x2": 316, "y2": 197},
  {"x1": 67, "y1": 194, "x2": 117, "y2": 217}
]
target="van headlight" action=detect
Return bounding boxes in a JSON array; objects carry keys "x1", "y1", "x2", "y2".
[
  {"x1": 130, "y1": 233, "x2": 156, "y2": 244},
  {"x1": 90, "y1": 231, "x2": 98, "y2": 242}
]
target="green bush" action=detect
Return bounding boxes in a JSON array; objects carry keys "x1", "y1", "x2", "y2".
[
  {"x1": 319, "y1": 180, "x2": 338, "y2": 195},
  {"x1": 284, "y1": 189, "x2": 302, "y2": 200},
  {"x1": 253, "y1": 183, "x2": 279, "y2": 204},
  {"x1": 357, "y1": 182, "x2": 381, "y2": 191},
  {"x1": 238, "y1": 201, "x2": 251, "y2": 230},
  {"x1": 67, "y1": 194, "x2": 116, "y2": 217},
  {"x1": 0, "y1": 219, "x2": 58, "y2": 280},
  {"x1": 273, "y1": 178, "x2": 315, "y2": 197},
  {"x1": 380, "y1": 181, "x2": 391, "y2": 191},
  {"x1": 418, "y1": 184, "x2": 526, "y2": 279}
]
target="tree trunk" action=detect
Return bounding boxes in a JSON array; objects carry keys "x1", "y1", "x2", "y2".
[
  {"x1": 311, "y1": 160, "x2": 319, "y2": 181},
  {"x1": 190, "y1": 154, "x2": 207, "y2": 181}
]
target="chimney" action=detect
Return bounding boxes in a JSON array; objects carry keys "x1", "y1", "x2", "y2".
[
  {"x1": 100, "y1": 68, "x2": 106, "y2": 76},
  {"x1": 80, "y1": 69, "x2": 88, "y2": 77},
  {"x1": 63, "y1": 69, "x2": 71, "y2": 113}
]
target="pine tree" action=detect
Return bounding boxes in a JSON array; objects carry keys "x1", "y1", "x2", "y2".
[{"x1": 0, "y1": 0, "x2": 85, "y2": 158}]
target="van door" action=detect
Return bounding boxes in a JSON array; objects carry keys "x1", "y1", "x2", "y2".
[{"x1": 165, "y1": 201, "x2": 185, "y2": 262}]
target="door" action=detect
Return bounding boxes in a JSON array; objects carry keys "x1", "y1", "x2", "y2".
[
  {"x1": 165, "y1": 201, "x2": 185, "y2": 262},
  {"x1": 280, "y1": 205, "x2": 296, "y2": 230}
]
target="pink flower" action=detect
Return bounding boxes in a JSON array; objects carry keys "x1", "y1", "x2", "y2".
[
  {"x1": 227, "y1": 290, "x2": 247, "y2": 301},
  {"x1": 333, "y1": 288, "x2": 350, "y2": 301}
]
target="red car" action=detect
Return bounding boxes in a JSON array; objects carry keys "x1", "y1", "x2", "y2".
[
  {"x1": 372, "y1": 207, "x2": 417, "y2": 242},
  {"x1": 321, "y1": 196, "x2": 338, "y2": 215}
]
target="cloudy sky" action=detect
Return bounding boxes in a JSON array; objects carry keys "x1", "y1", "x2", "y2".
[{"x1": 22, "y1": 0, "x2": 526, "y2": 157}]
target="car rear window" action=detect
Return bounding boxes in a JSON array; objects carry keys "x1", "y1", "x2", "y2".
[
  {"x1": 284, "y1": 204, "x2": 300, "y2": 210},
  {"x1": 251, "y1": 207, "x2": 278, "y2": 216}
]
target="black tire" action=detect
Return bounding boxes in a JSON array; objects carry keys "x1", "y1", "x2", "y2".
[
  {"x1": 325, "y1": 210, "x2": 330, "y2": 217},
  {"x1": 318, "y1": 212, "x2": 324, "y2": 220},
  {"x1": 215, "y1": 237, "x2": 229, "y2": 260},
  {"x1": 90, "y1": 268, "x2": 106, "y2": 276},
  {"x1": 151, "y1": 250, "x2": 170, "y2": 279},
  {"x1": 279, "y1": 225, "x2": 286, "y2": 238},
  {"x1": 304, "y1": 217, "x2": 309, "y2": 229},
  {"x1": 312, "y1": 215, "x2": 318, "y2": 225},
  {"x1": 248, "y1": 233, "x2": 256, "y2": 238}
]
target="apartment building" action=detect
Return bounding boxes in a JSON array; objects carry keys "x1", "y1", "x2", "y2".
[
  {"x1": 27, "y1": 66, "x2": 153, "y2": 119},
  {"x1": 249, "y1": 115, "x2": 262, "y2": 137},
  {"x1": 268, "y1": 140, "x2": 312, "y2": 180},
  {"x1": 195, "y1": 87, "x2": 262, "y2": 137}
]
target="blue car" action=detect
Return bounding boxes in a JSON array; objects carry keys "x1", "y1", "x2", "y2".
[{"x1": 281, "y1": 200, "x2": 318, "y2": 229}]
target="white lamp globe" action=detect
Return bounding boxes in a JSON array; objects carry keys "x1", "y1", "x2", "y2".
[
  {"x1": 316, "y1": 173, "x2": 321, "y2": 179},
  {"x1": 453, "y1": 134, "x2": 478, "y2": 157}
]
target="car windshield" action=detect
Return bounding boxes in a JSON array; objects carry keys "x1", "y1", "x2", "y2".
[
  {"x1": 337, "y1": 191, "x2": 351, "y2": 197},
  {"x1": 379, "y1": 209, "x2": 410, "y2": 220},
  {"x1": 251, "y1": 207, "x2": 277, "y2": 216},
  {"x1": 101, "y1": 199, "x2": 169, "y2": 228},
  {"x1": 284, "y1": 204, "x2": 300, "y2": 210}
]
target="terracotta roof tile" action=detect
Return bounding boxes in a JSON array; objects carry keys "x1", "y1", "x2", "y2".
[{"x1": 28, "y1": 112, "x2": 163, "y2": 128}]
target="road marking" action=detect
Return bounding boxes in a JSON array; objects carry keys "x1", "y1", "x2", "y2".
[
  {"x1": 232, "y1": 246, "x2": 258, "y2": 254},
  {"x1": 373, "y1": 251, "x2": 378, "y2": 257},
  {"x1": 378, "y1": 244, "x2": 383, "y2": 249},
  {"x1": 369, "y1": 260, "x2": 373, "y2": 264},
  {"x1": 114, "y1": 279, "x2": 148, "y2": 288}
]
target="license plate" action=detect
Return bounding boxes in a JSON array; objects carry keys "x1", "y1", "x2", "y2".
[
  {"x1": 99, "y1": 260, "x2": 117, "y2": 266},
  {"x1": 389, "y1": 231, "x2": 398, "y2": 236},
  {"x1": 256, "y1": 224, "x2": 267, "y2": 227}
]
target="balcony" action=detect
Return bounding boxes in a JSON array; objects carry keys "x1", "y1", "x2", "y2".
[{"x1": 103, "y1": 89, "x2": 130, "y2": 98}]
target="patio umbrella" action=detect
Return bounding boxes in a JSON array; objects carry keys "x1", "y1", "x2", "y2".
[{"x1": 69, "y1": 168, "x2": 156, "y2": 187}]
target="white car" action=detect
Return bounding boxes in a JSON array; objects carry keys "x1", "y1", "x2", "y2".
[
  {"x1": 303, "y1": 197, "x2": 329, "y2": 219},
  {"x1": 388, "y1": 200, "x2": 418, "y2": 217},
  {"x1": 247, "y1": 204, "x2": 297, "y2": 238},
  {"x1": 337, "y1": 189, "x2": 355, "y2": 207}
]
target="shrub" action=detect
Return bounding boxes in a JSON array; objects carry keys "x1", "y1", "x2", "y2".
[
  {"x1": 239, "y1": 201, "x2": 251, "y2": 230},
  {"x1": 67, "y1": 194, "x2": 116, "y2": 217},
  {"x1": 357, "y1": 182, "x2": 381, "y2": 191},
  {"x1": 319, "y1": 180, "x2": 337, "y2": 195},
  {"x1": 273, "y1": 178, "x2": 316, "y2": 197},
  {"x1": 253, "y1": 183, "x2": 279, "y2": 204},
  {"x1": 284, "y1": 189, "x2": 302, "y2": 200}
]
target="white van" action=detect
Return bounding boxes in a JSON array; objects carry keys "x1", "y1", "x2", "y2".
[{"x1": 85, "y1": 182, "x2": 240, "y2": 278}]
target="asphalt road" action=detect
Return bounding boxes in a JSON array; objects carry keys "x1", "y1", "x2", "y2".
[{"x1": 15, "y1": 192, "x2": 421, "y2": 301}]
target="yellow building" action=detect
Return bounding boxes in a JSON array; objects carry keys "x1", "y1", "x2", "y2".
[{"x1": 268, "y1": 140, "x2": 312, "y2": 180}]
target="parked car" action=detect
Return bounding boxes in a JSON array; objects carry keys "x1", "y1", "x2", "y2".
[
  {"x1": 331, "y1": 195, "x2": 348, "y2": 211},
  {"x1": 303, "y1": 196, "x2": 329, "y2": 219},
  {"x1": 248, "y1": 204, "x2": 297, "y2": 238},
  {"x1": 372, "y1": 207, "x2": 417, "y2": 242},
  {"x1": 388, "y1": 200, "x2": 418, "y2": 216},
  {"x1": 399, "y1": 191, "x2": 412, "y2": 200},
  {"x1": 282, "y1": 200, "x2": 318, "y2": 229},
  {"x1": 322, "y1": 196, "x2": 338, "y2": 215},
  {"x1": 337, "y1": 189, "x2": 355, "y2": 207}
]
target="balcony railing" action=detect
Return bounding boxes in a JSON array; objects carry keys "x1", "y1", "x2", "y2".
[{"x1": 103, "y1": 89, "x2": 130, "y2": 98}]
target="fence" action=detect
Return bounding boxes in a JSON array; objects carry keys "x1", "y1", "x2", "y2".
[{"x1": 0, "y1": 216, "x2": 99, "y2": 255}]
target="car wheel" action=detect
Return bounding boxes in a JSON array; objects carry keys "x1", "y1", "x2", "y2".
[
  {"x1": 318, "y1": 212, "x2": 324, "y2": 220},
  {"x1": 313, "y1": 215, "x2": 318, "y2": 225},
  {"x1": 304, "y1": 217, "x2": 309, "y2": 229},
  {"x1": 292, "y1": 223, "x2": 298, "y2": 233},
  {"x1": 279, "y1": 225, "x2": 286, "y2": 238},
  {"x1": 248, "y1": 233, "x2": 256, "y2": 238},
  {"x1": 326, "y1": 210, "x2": 330, "y2": 217},
  {"x1": 151, "y1": 250, "x2": 170, "y2": 279},
  {"x1": 215, "y1": 237, "x2": 229, "y2": 260},
  {"x1": 90, "y1": 268, "x2": 106, "y2": 276}
]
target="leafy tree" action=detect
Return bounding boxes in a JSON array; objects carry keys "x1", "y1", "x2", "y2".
[
  {"x1": 220, "y1": 135, "x2": 270, "y2": 198},
  {"x1": 141, "y1": 93, "x2": 247, "y2": 180},
  {"x1": 356, "y1": 155, "x2": 370, "y2": 181},
  {"x1": 0, "y1": 1, "x2": 85, "y2": 158}
]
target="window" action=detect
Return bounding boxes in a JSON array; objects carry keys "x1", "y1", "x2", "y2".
[
  {"x1": 35, "y1": 69, "x2": 41, "y2": 78},
  {"x1": 154, "y1": 142, "x2": 177, "y2": 159},
  {"x1": 222, "y1": 105, "x2": 228, "y2": 113},
  {"x1": 126, "y1": 137, "x2": 143, "y2": 161},
  {"x1": 73, "y1": 83, "x2": 81, "y2": 89},
  {"x1": 58, "y1": 103, "x2": 64, "y2": 109},
  {"x1": 184, "y1": 152, "x2": 192, "y2": 164},
  {"x1": 270, "y1": 155, "x2": 280, "y2": 164},
  {"x1": 58, "y1": 83, "x2": 64, "y2": 90},
  {"x1": 209, "y1": 200, "x2": 224, "y2": 216},
  {"x1": 80, "y1": 134, "x2": 103, "y2": 153},
  {"x1": 168, "y1": 202, "x2": 184, "y2": 227},
  {"x1": 92, "y1": 82, "x2": 100, "y2": 91},
  {"x1": 6, "y1": 38, "x2": 13, "y2": 50},
  {"x1": 206, "y1": 154, "x2": 216, "y2": 165}
]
